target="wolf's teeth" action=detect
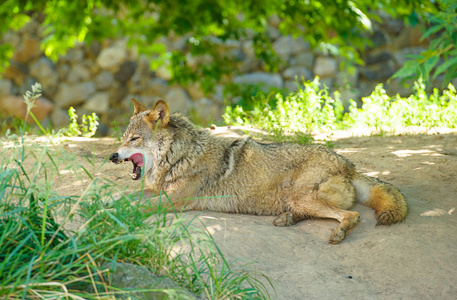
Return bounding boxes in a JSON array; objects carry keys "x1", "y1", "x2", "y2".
[{"x1": 131, "y1": 173, "x2": 136, "y2": 179}]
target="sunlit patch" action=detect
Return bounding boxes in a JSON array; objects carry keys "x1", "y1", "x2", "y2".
[
  {"x1": 365, "y1": 171, "x2": 379, "y2": 177},
  {"x1": 337, "y1": 148, "x2": 366, "y2": 154},
  {"x1": 381, "y1": 171, "x2": 391, "y2": 175},
  {"x1": 421, "y1": 208, "x2": 456, "y2": 217},
  {"x1": 391, "y1": 149, "x2": 438, "y2": 158}
]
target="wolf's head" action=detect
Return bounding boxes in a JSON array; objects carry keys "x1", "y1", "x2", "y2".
[{"x1": 109, "y1": 98, "x2": 170, "y2": 180}]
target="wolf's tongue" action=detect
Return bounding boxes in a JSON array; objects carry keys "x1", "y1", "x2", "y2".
[
  {"x1": 128, "y1": 153, "x2": 144, "y2": 180},
  {"x1": 128, "y1": 153, "x2": 144, "y2": 166}
]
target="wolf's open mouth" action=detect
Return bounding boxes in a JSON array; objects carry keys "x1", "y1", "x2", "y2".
[{"x1": 126, "y1": 153, "x2": 144, "y2": 180}]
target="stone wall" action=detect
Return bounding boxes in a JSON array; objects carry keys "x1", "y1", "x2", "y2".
[{"x1": 0, "y1": 14, "x2": 445, "y2": 134}]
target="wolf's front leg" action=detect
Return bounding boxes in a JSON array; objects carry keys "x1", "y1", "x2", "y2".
[{"x1": 140, "y1": 191, "x2": 201, "y2": 213}]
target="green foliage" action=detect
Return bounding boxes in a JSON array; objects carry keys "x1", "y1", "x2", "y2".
[
  {"x1": 1, "y1": 0, "x2": 436, "y2": 91},
  {"x1": 347, "y1": 79, "x2": 457, "y2": 130},
  {"x1": 0, "y1": 86, "x2": 273, "y2": 299},
  {"x1": 65, "y1": 107, "x2": 99, "y2": 138},
  {"x1": 393, "y1": 1, "x2": 457, "y2": 87},
  {"x1": 224, "y1": 78, "x2": 457, "y2": 139},
  {"x1": 0, "y1": 135, "x2": 273, "y2": 299},
  {"x1": 223, "y1": 78, "x2": 343, "y2": 143}
]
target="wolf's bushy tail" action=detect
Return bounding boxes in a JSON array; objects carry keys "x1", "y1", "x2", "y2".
[{"x1": 352, "y1": 173, "x2": 407, "y2": 225}]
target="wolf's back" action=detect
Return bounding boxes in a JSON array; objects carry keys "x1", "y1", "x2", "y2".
[{"x1": 352, "y1": 173, "x2": 407, "y2": 225}]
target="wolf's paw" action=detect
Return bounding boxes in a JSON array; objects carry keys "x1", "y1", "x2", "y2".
[
  {"x1": 329, "y1": 227, "x2": 346, "y2": 244},
  {"x1": 273, "y1": 212, "x2": 296, "y2": 227}
]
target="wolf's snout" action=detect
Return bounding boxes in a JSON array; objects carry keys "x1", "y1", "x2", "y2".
[{"x1": 109, "y1": 153, "x2": 119, "y2": 163}]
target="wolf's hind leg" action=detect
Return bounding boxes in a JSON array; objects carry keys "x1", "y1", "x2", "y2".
[
  {"x1": 289, "y1": 199, "x2": 360, "y2": 244},
  {"x1": 273, "y1": 212, "x2": 305, "y2": 227}
]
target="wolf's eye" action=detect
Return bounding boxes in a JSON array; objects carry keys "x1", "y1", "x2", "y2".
[{"x1": 130, "y1": 136, "x2": 139, "y2": 142}]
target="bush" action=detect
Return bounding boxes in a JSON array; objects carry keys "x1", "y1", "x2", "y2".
[{"x1": 224, "y1": 78, "x2": 457, "y2": 140}]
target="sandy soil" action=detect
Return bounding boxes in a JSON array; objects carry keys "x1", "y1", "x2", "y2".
[{"x1": 12, "y1": 129, "x2": 457, "y2": 299}]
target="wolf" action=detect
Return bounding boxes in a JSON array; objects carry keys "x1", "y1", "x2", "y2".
[{"x1": 109, "y1": 98, "x2": 408, "y2": 244}]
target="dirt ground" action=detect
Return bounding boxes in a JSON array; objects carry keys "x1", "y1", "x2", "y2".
[{"x1": 21, "y1": 128, "x2": 457, "y2": 299}]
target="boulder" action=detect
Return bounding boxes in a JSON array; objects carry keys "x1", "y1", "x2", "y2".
[
  {"x1": 13, "y1": 37, "x2": 41, "y2": 63},
  {"x1": 4, "y1": 62, "x2": 28, "y2": 86},
  {"x1": 83, "y1": 92, "x2": 110, "y2": 113},
  {"x1": 165, "y1": 86, "x2": 193, "y2": 114},
  {"x1": 186, "y1": 82, "x2": 205, "y2": 101},
  {"x1": 29, "y1": 57, "x2": 59, "y2": 95},
  {"x1": 292, "y1": 52, "x2": 315, "y2": 70},
  {"x1": 144, "y1": 78, "x2": 168, "y2": 98},
  {"x1": 0, "y1": 79, "x2": 13, "y2": 95},
  {"x1": 95, "y1": 71, "x2": 114, "y2": 90},
  {"x1": 50, "y1": 107, "x2": 70, "y2": 129},
  {"x1": 97, "y1": 40, "x2": 127, "y2": 70},
  {"x1": 273, "y1": 35, "x2": 309, "y2": 61},
  {"x1": 233, "y1": 72, "x2": 283, "y2": 89},
  {"x1": 67, "y1": 64, "x2": 91, "y2": 83},
  {"x1": 114, "y1": 61, "x2": 136, "y2": 83},
  {"x1": 193, "y1": 97, "x2": 224, "y2": 123},
  {"x1": 62, "y1": 47, "x2": 85, "y2": 64},
  {"x1": 0, "y1": 95, "x2": 53, "y2": 123},
  {"x1": 283, "y1": 66, "x2": 313, "y2": 81},
  {"x1": 54, "y1": 82, "x2": 96, "y2": 108},
  {"x1": 313, "y1": 56, "x2": 338, "y2": 78}
]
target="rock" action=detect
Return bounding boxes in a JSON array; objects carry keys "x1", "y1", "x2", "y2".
[
  {"x1": 18, "y1": 19, "x2": 40, "y2": 35},
  {"x1": 292, "y1": 52, "x2": 315, "y2": 70},
  {"x1": 54, "y1": 82, "x2": 96, "y2": 108},
  {"x1": 2, "y1": 30, "x2": 21, "y2": 48},
  {"x1": 390, "y1": 26, "x2": 427, "y2": 50},
  {"x1": 283, "y1": 66, "x2": 313, "y2": 81},
  {"x1": 186, "y1": 82, "x2": 205, "y2": 100},
  {"x1": 29, "y1": 57, "x2": 59, "y2": 95},
  {"x1": 13, "y1": 37, "x2": 41, "y2": 63},
  {"x1": 109, "y1": 83, "x2": 130, "y2": 105},
  {"x1": 0, "y1": 95, "x2": 53, "y2": 123},
  {"x1": 284, "y1": 80, "x2": 302, "y2": 92},
  {"x1": 4, "y1": 61, "x2": 28, "y2": 86},
  {"x1": 165, "y1": 86, "x2": 193, "y2": 114},
  {"x1": 313, "y1": 56, "x2": 338, "y2": 78},
  {"x1": 95, "y1": 71, "x2": 114, "y2": 90},
  {"x1": 50, "y1": 107, "x2": 70, "y2": 129},
  {"x1": 83, "y1": 92, "x2": 110, "y2": 113},
  {"x1": 105, "y1": 262, "x2": 197, "y2": 300},
  {"x1": 114, "y1": 61, "x2": 136, "y2": 83},
  {"x1": 194, "y1": 97, "x2": 224, "y2": 123},
  {"x1": 392, "y1": 47, "x2": 425, "y2": 66},
  {"x1": 155, "y1": 64, "x2": 173, "y2": 81},
  {"x1": 144, "y1": 78, "x2": 168, "y2": 98},
  {"x1": 0, "y1": 79, "x2": 13, "y2": 95},
  {"x1": 360, "y1": 60, "x2": 396, "y2": 80},
  {"x1": 97, "y1": 40, "x2": 127, "y2": 70},
  {"x1": 370, "y1": 30, "x2": 388, "y2": 48},
  {"x1": 233, "y1": 72, "x2": 283, "y2": 89},
  {"x1": 273, "y1": 35, "x2": 309, "y2": 61},
  {"x1": 62, "y1": 47, "x2": 85, "y2": 64},
  {"x1": 319, "y1": 77, "x2": 334, "y2": 90},
  {"x1": 335, "y1": 70, "x2": 359, "y2": 89},
  {"x1": 364, "y1": 51, "x2": 393, "y2": 65},
  {"x1": 57, "y1": 64, "x2": 71, "y2": 81},
  {"x1": 86, "y1": 41, "x2": 101, "y2": 59},
  {"x1": 67, "y1": 64, "x2": 91, "y2": 83}
]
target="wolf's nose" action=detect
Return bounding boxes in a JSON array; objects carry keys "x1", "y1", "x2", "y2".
[{"x1": 109, "y1": 153, "x2": 119, "y2": 163}]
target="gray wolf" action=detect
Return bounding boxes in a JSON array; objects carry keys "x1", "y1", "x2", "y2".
[{"x1": 109, "y1": 98, "x2": 408, "y2": 244}]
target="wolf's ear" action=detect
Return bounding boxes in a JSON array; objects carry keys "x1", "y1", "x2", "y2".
[
  {"x1": 144, "y1": 100, "x2": 170, "y2": 127},
  {"x1": 131, "y1": 97, "x2": 147, "y2": 114}
]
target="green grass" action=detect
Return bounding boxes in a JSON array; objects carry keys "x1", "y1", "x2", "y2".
[
  {"x1": 224, "y1": 77, "x2": 457, "y2": 142},
  {"x1": 0, "y1": 82, "x2": 274, "y2": 299},
  {"x1": 0, "y1": 135, "x2": 273, "y2": 299}
]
